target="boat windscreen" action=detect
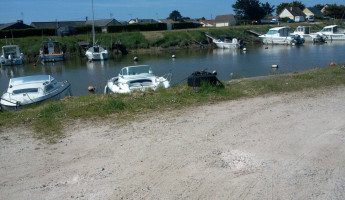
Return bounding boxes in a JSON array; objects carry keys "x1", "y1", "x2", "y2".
[
  {"x1": 267, "y1": 30, "x2": 278, "y2": 35},
  {"x1": 11, "y1": 75, "x2": 50, "y2": 86},
  {"x1": 12, "y1": 88, "x2": 39, "y2": 94},
  {"x1": 127, "y1": 66, "x2": 152, "y2": 75},
  {"x1": 3, "y1": 47, "x2": 17, "y2": 57}
]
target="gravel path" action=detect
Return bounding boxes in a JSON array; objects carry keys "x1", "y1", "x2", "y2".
[{"x1": 1, "y1": 87, "x2": 345, "y2": 200}]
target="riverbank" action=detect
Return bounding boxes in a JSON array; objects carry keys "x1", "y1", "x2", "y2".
[
  {"x1": 0, "y1": 22, "x2": 335, "y2": 62},
  {"x1": 1, "y1": 81, "x2": 345, "y2": 199},
  {"x1": 1, "y1": 64, "x2": 345, "y2": 142}
]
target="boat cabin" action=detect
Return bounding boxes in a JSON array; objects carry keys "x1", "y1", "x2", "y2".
[
  {"x1": 8, "y1": 75, "x2": 58, "y2": 95},
  {"x1": 42, "y1": 39, "x2": 62, "y2": 55},
  {"x1": 119, "y1": 65, "x2": 153, "y2": 76},
  {"x1": 265, "y1": 27, "x2": 291, "y2": 37},
  {"x1": 2, "y1": 45, "x2": 22, "y2": 59},
  {"x1": 294, "y1": 26, "x2": 310, "y2": 34},
  {"x1": 320, "y1": 25, "x2": 342, "y2": 34}
]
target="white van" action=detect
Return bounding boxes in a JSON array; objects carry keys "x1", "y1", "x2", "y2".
[{"x1": 308, "y1": 15, "x2": 315, "y2": 22}]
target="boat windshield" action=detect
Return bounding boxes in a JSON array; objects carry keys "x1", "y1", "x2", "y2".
[
  {"x1": 122, "y1": 66, "x2": 153, "y2": 75},
  {"x1": 11, "y1": 75, "x2": 51, "y2": 86},
  {"x1": 321, "y1": 28, "x2": 332, "y2": 33},
  {"x1": 12, "y1": 88, "x2": 39, "y2": 94},
  {"x1": 266, "y1": 30, "x2": 278, "y2": 35},
  {"x1": 3, "y1": 46, "x2": 18, "y2": 57}
]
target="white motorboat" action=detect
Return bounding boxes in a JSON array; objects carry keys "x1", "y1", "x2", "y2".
[
  {"x1": 206, "y1": 34, "x2": 246, "y2": 49},
  {"x1": 0, "y1": 75, "x2": 71, "y2": 110},
  {"x1": 104, "y1": 65, "x2": 171, "y2": 94},
  {"x1": 259, "y1": 27, "x2": 304, "y2": 45},
  {"x1": 292, "y1": 26, "x2": 326, "y2": 43},
  {"x1": 85, "y1": 0, "x2": 109, "y2": 61},
  {"x1": 316, "y1": 25, "x2": 345, "y2": 41},
  {"x1": 0, "y1": 45, "x2": 25, "y2": 66}
]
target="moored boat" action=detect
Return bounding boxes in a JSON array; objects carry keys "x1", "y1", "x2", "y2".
[
  {"x1": 259, "y1": 27, "x2": 304, "y2": 45},
  {"x1": 292, "y1": 26, "x2": 326, "y2": 43},
  {"x1": 206, "y1": 34, "x2": 246, "y2": 49},
  {"x1": 315, "y1": 25, "x2": 345, "y2": 41},
  {"x1": 0, "y1": 45, "x2": 25, "y2": 66},
  {"x1": 104, "y1": 65, "x2": 171, "y2": 94},
  {"x1": 0, "y1": 75, "x2": 71, "y2": 110},
  {"x1": 39, "y1": 39, "x2": 64, "y2": 62}
]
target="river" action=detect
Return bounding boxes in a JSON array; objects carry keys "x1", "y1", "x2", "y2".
[{"x1": 1, "y1": 42, "x2": 345, "y2": 96}]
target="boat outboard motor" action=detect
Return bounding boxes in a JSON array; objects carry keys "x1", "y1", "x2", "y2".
[{"x1": 187, "y1": 70, "x2": 223, "y2": 87}]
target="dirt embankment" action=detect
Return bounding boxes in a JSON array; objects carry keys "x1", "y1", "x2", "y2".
[{"x1": 1, "y1": 87, "x2": 345, "y2": 199}]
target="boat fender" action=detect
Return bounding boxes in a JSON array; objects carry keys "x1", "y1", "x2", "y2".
[
  {"x1": 330, "y1": 62, "x2": 336, "y2": 66},
  {"x1": 88, "y1": 86, "x2": 95, "y2": 92}
]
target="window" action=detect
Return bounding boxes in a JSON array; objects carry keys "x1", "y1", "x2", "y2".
[
  {"x1": 13, "y1": 88, "x2": 38, "y2": 94},
  {"x1": 45, "y1": 84, "x2": 54, "y2": 92}
]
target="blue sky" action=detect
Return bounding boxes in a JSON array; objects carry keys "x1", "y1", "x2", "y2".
[{"x1": 0, "y1": 0, "x2": 343, "y2": 24}]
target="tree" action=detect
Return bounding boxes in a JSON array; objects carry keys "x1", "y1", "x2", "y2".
[
  {"x1": 324, "y1": 4, "x2": 345, "y2": 19},
  {"x1": 232, "y1": 0, "x2": 266, "y2": 21},
  {"x1": 262, "y1": 2, "x2": 275, "y2": 16},
  {"x1": 314, "y1": 4, "x2": 325, "y2": 11},
  {"x1": 276, "y1": 1, "x2": 305, "y2": 15},
  {"x1": 168, "y1": 10, "x2": 182, "y2": 21}
]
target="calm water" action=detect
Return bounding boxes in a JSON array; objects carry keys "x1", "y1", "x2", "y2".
[{"x1": 1, "y1": 42, "x2": 345, "y2": 96}]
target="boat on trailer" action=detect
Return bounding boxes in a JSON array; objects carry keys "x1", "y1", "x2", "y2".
[
  {"x1": 0, "y1": 75, "x2": 71, "y2": 111},
  {"x1": 206, "y1": 34, "x2": 246, "y2": 49},
  {"x1": 259, "y1": 27, "x2": 304, "y2": 45},
  {"x1": 104, "y1": 65, "x2": 171, "y2": 94},
  {"x1": 0, "y1": 45, "x2": 25, "y2": 66},
  {"x1": 39, "y1": 38, "x2": 64, "y2": 62}
]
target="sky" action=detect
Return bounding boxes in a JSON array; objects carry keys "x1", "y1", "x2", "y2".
[{"x1": 0, "y1": 0, "x2": 344, "y2": 24}]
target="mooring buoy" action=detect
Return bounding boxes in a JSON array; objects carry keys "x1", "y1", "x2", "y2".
[
  {"x1": 272, "y1": 64, "x2": 278, "y2": 68},
  {"x1": 88, "y1": 86, "x2": 95, "y2": 92},
  {"x1": 134, "y1": 57, "x2": 139, "y2": 61},
  {"x1": 172, "y1": 55, "x2": 176, "y2": 58}
]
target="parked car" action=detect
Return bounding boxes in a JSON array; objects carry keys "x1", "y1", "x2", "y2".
[
  {"x1": 270, "y1": 19, "x2": 279, "y2": 24},
  {"x1": 308, "y1": 15, "x2": 315, "y2": 22},
  {"x1": 287, "y1": 19, "x2": 295, "y2": 23}
]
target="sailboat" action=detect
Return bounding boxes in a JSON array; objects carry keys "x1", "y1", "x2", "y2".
[{"x1": 85, "y1": 0, "x2": 109, "y2": 61}]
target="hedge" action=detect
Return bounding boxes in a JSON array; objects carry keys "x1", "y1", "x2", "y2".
[
  {"x1": 172, "y1": 22, "x2": 202, "y2": 29},
  {"x1": 73, "y1": 25, "x2": 102, "y2": 34},
  {"x1": 0, "y1": 28, "x2": 56, "y2": 38},
  {"x1": 107, "y1": 23, "x2": 167, "y2": 33}
]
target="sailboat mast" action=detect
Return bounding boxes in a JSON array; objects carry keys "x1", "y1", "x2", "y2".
[{"x1": 92, "y1": 0, "x2": 95, "y2": 46}]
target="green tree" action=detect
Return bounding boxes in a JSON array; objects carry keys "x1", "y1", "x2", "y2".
[
  {"x1": 314, "y1": 4, "x2": 325, "y2": 11},
  {"x1": 324, "y1": 4, "x2": 345, "y2": 18},
  {"x1": 262, "y1": 2, "x2": 275, "y2": 16},
  {"x1": 232, "y1": 0, "x2": 266, "y2": 20},
  {"x1": 276, "y1": 1, "x2": 305, "y2": 15},
  {"x1": 168, "y1": 10, "x2": 182, "y2": 21}
]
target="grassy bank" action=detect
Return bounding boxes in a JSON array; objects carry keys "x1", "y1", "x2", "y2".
[
  {"x1": 1, "y1": 64, "x2": 345, "y2": 142},
  {"x1": 0, "y1": 22, "x2": 339, "y2": 62}
]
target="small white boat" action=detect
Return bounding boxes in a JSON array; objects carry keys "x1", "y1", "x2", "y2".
[
  {"x1": 0, "y1": 45, "x2": 25, "y2": 66},
  {"x1": 104, "y1": 65, "x2": 171, "y2": 94},
  {"x1": 0, "y1": 75, "x2": 71, "y2": 110},
  {"x1": 259, "y1": 27, "x2": 304, "y2": 45},
  {"x1": 85, "y1": 46, "x2": 108, "y2": 61},
  {"x1": 85, "y1": 0, "x2": 109, "y2": 61},
  {"x1": 316, "y1": 25, "x2": 345, "y2": 41},
  {"x1": 292, "y1": 26, "x2": 326, "y2": 43},
  {"x1": 206, "y1": 34, "x2": 245, "y2": 49},
  {"x1": 39, "y1": 39, "x2": 64, "y2": 62}
]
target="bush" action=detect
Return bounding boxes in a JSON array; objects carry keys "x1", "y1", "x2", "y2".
[
  {"x1": 0, "y1": 28, "x2": 56, "y2": 38},
  {"x1": 172, "y1": 22, "x2": 201, "y2": 29},
  {"x1": 73, "y1": 25, "x2": 101, "y2": 34}
]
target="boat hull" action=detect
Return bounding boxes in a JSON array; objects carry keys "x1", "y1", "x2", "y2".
[
  {"x1": 40, "y1": 54, "x2": 64, "y2": 62},
  {"x1": 0, "y1": 82, "x2": 71, "y2": 111},
  {"x1": 0, "y1": 58, "x2": 24, "y2": 66},
  {"x1": 215, "y1": 42, "x2": 241, "y2": 49},
  {"x1": 86, "y1": 52, "x2": 109, "y2": 61}
]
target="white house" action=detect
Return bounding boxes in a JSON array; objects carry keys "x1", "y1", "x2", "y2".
[
  {"x1": 214, "y1": 14, "x2": 236, "y2": 27},
  {"x1": 279, "y1": 7, "x2": 306, "y2": 21}
]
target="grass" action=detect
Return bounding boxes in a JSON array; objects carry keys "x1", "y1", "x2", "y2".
[{"x1": 1, "y1": 64, "x2": 345, "y2": 143}]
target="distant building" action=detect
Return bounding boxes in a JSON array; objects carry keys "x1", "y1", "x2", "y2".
[
  {"x1": 85, "y1": 18, "x2": 121, "y2": 33},
  {"x1": 214, "y1": 14, "x2": 236, "y2": 27},
  {"x1": 199, "y1": 19, "x2": 214, "y2": 27},
  {"x1": 129, "y1": 18, "x2": 157, "y2": 24},
  {"x1": 30, "y1": 21, "x2": 85, "y2": 29},
  {"x1": 303, "y1": 7, "x2": 324, "y2": 18},
  {"x1": 158, "y1": 19, "x2": 176, "y2": 30},
  {"x1": 279, "y1": 7, "x2": 306, "y2": 21},
  {"x1": 0, "y1": 20, "x2": 32, "y2": 31}
]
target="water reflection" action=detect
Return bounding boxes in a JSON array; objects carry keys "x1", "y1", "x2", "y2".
[
  {"x1": 0, "y1": 65, "x2": 25, "y2": 78},
  {"x1": 41, "y1": 62, "x2": 64, "y2": 75}
]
